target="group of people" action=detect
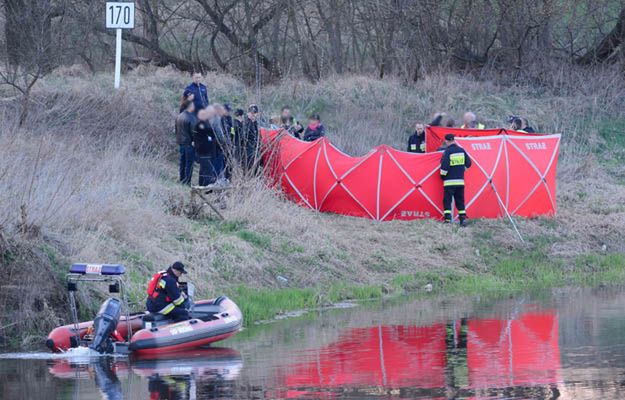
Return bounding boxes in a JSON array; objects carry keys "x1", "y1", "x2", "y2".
[
  {"x1": 176, "y1": 73, "x2": 537, "y2": 227},
  {"x1": 270, "y1": 107, "x2": 327, "y2": 142},
  {"x1": 176, "y1": 72, "x2": 261, "y2": 186},
  {"x1": 404, "y1": 111, "x2": 535, "y2": 225},
  {"x1": 176, "y1": 72, "x2": 331, "y2": 187},
  {"x1": 406, "y1": 111, "x2": 535, "y2": 154}
]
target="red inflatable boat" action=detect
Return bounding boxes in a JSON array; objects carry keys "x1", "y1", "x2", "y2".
[
  {"x1": 129, "y1": 297, "x2": 242, "y2": 355},
  {"x1": 46, "y1": 263, "x2": 243, "y2": 354}
]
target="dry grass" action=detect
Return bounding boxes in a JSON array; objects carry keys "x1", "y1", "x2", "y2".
[{"x1": 1, "y1": 65, "x2": 624, "y2": 343}]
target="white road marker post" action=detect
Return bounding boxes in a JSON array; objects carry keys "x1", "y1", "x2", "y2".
[
  {"x1": 114, "y1": 28, "x2": 122, "y2": 89},
  {"x1": 106, "y1": 2, "x2": 135, "y2": 89}
]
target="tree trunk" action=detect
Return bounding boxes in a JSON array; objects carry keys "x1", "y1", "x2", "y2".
[{"x1": 577, "y1": 6, "x2": 625, "y2": 65}]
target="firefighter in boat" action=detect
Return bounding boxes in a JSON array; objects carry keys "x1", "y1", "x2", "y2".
[
  {"x1": 440, "y1": 134, "x2": 472, "y2": 226},
  {"x1": 146, "y1": 262, "x2": 190, "y2": 322}
]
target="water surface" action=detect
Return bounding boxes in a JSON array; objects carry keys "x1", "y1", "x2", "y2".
[{"x1": 1, "y1": 287, "x2": 624, "y2": 399}]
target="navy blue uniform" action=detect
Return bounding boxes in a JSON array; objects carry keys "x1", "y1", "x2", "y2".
[
  {"x1": 440, "y1": 143, "x2": 472, "y2": 222},
  {"x1": 407, "y1": 131, "x2": 426, "y2": 153},
  {"x1": 146, "y1": 270, "x2": 188, "y2": 322},
  {"x1": 194, "y1": 121, "x2": 218, "y2": 186},
  {"x1": 183, "y1": 83, "x2": 209, "y2": 112}
]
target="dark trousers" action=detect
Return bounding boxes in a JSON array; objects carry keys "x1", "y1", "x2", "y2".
[
  {"x1": 213, "y1": 152, "x2": 225, "y2": 179},
  {"x1": 198, "y1": 156, "x2": 217, "y2": 186},
  {"x1": 443, "y1": 185, "x2": 466, "y2": 221},
  {"x1": 179, "y1": 145, "x2": 195, "y2": 185},
  {"x1": 168, "y1": 306, "x2": 189, "y2": 322}
]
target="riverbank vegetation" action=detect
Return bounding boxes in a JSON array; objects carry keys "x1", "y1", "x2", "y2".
[{"x1": 1, "y1": 65, "x2": 625, "y2": 348}]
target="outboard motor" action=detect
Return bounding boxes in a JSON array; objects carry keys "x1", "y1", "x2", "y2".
[{"x1": 90, "y1": 298, "x2": 122, "y2": 354}]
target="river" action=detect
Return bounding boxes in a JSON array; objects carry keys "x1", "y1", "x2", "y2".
[{"x1": 1, "y1": 286, "x2": 625, "y2": 399}]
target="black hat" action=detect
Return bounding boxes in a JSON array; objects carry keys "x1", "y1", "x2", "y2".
[
  {"x1": 234, "y1": 108, "x2": 245, "y2": 117},
  {"x1": 171, "y1": 261, "x2": 187, "y2": 274},
  {"x1": 309, "y1": 113, "x2": 320, "y2": 121},
  {"x1": 224, "y1": 103, "x2": 233, "y2": 112},
  {"x1": 248, "y1": 104, "x2": 259, "y2": 113},
  {"x1": 444, "y1": 133, "x2": 455, "y2": 141}
]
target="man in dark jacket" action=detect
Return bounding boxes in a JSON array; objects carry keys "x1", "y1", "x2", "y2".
[
  {"x1": 183, "y1": 72, "x2": 209, "y2": 113},
  {"x1": 407, "y1": 123, "x2": 426, "y2": 153},
  {"x1": 303, "y1": 114, "x2": 325, "y2": 142},
  {"x1": 175, "y1": 101, "x2": 197, "y2": 185},
  {"x1": 194, "y1": 109, "x2": 217, "y2": 186},
  {"x1": 440, "y1": 134, "x2": 472, "y2": 226},
  {"x1": 241, "y1": 104, "x2": 260, "y2": 171},
  {"x1": 231, "y1": 109, "x2": 245, "y2": 162},
  {"x1": 221, "y1": 104, "x2": 235, "y2": 181},
  {"x1": 146, "y1": 262, "x2": 189, "y2": 322}
]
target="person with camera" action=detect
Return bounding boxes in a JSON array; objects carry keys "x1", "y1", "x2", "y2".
[
  {"x1": 281, "y1": 106, "x2": 304, "y2": 138},
  {"x1": 507, "y1": 115, "x2": 536, "y2": 133}
]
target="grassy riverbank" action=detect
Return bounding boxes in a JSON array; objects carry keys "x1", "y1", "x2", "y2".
[
  {"x1": 227, "y1": 249, "x2": 625, "y2": 326},
  {"x1": 1, "y1": 66, "x2": 625, "y2": 347}
]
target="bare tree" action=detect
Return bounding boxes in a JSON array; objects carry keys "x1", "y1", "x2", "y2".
[{"x1": 1, "y1": 0, "x2": 69, "y2": 125}]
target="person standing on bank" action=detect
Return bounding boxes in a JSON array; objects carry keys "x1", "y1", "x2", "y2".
[
  {"x1": 407, "y1": 123, "x2": 426, "y2": 153},
  {"x1": 176, "y1": 101, "x2": 197, "y2": 185},
  {"x1": 183, "y1": 72, "x2": 209, "y2": 113},
  {"x1": 242, "y1": 104, "x2": 260, "y2": 171},
  {"x1": 194, "y1": 108, "x2": 218, "y2": 186},
  {"x1": 440, "y1": 134, "x2": 472, "y2": 226}
]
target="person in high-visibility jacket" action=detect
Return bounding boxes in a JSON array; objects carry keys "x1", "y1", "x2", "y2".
[
  {"x1": 460, "y1": 112, "x2": 485, "y2": 129},
  {"x1": 407, "y1": 123, "x2": 426, "y2": 153},
  {"x1": 146, "y1": 262, "x2": 189, "y2": 322},
  {"x1": 440, "y1": 134, "x2": 472, "y2": 226}
]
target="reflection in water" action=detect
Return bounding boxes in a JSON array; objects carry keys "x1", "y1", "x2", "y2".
[
  {"x1": 47, "y1": 348, "x2": 242, "y2": 400},
  {"x1": 5, "y1": 289, "x2": 625, "y2": 399},
  {"x1": 134, "y1": 348, "x2": 242, "y2": 399},
  {"x1": 276, "y1": 307, "x2": 562, "y2": 399}
]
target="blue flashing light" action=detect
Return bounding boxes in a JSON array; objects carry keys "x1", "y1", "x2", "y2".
[{"x1": 70, "y1": 263, "x2": 125, "y2": 276}]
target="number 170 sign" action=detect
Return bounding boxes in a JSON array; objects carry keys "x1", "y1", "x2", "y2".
[
  {"x1": 106, "y1": 2, "x2": 135, "y2": 29},
  {"x1": 106, "y1": 2, "x2": 134, "y2": 88}
]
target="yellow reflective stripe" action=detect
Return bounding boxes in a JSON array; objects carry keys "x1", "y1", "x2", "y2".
[
  {"x1": 460, "y1": 123, "x2": 485, "y2": 129},
  {"x1": 440, "y1": 170, "x2": 448, "y2": 176},
  {"x1": 443, "y1": 179, "x2": 465, "y2": 186},
  {"x1": 449, "y1": 153, "x2": 465, "y2": 166},
  {"x1": 420, "y1": 143, "x2": 426, "y2": 151},
  {"x1": 444, "y1": 210, "x2": 452, "y2": 214},
  {"x1": 410, "y1": 144, "x2": 417, "y2": 150},
  {"x1": 158, "y1": 280, "x2": 166, "y2": 289},
  {"x1": 230, "y1": 127, "x2": 235, "y2": 135},
  {"x1": 458, "y1": 211, "x2": 466, "y2": 214},
  {"x1": 172, "y1": 296, "x2": 185, "y2": 306},
  {"x1": 159, "y1": 303, "x2": 175, "y2": 315}
]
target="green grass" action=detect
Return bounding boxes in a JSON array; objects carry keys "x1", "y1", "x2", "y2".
[
  {"x1": 224, "y1": 282, "x2": 386, "y2": 325},
  {"x1": 236, "y1": 229, "x2": 271, "y2": 249},
  {"x1": 219, "y1": 246, "x2": 625, "y2": 327},
  {"x1": 389, "y1": 253, "x2": 625, "y2": 297}
]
